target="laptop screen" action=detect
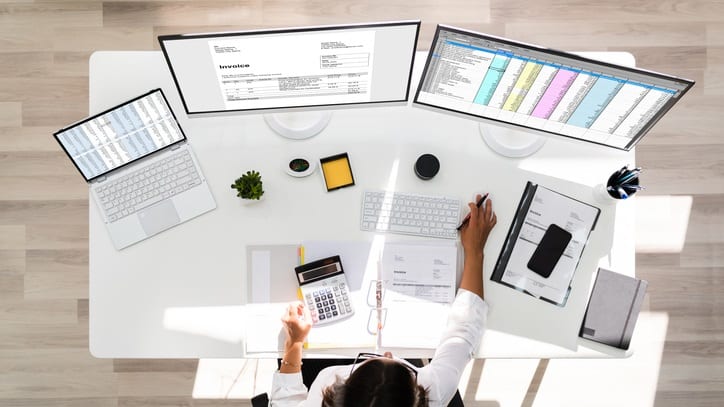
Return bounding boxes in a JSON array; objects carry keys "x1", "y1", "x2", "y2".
[{"x1": 54, "y1": 89, "x2": 186, "y2": 182}]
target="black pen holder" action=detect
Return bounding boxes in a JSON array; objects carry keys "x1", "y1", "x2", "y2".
[
  {"x1": 593, "y1": 170, "x2": 640, "y2": 203},
  {"x1": 606, "y1": 171, "x2": 639, "y2": 199}
]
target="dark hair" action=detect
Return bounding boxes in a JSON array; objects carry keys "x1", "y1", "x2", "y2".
[{"x1": 321, "y1": 358, "x2": 429, "y2": 407}]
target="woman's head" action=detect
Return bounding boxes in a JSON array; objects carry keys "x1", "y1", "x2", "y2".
[{"x1": 321, "y1": 354, "x2": 429, "y2": 407}]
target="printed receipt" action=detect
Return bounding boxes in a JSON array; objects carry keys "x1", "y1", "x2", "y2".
[{"x1": 382, "y1": 242, "x2": 457, "y2": 304}]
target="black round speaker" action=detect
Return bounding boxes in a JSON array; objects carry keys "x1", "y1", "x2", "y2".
[{"x1": 414, "y1": 154, "x2": 440, "y2": 180}]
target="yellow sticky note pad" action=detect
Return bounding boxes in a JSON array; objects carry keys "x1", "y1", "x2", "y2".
[{"x1": 320, "y1": 153, "x2": 355, "y2": 191}]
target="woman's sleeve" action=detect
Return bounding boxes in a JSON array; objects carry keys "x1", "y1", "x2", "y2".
[
  {"x1": 419, "y1": 288, "x2": 488, "y2": 405},
  {"x1": 270, "y1": 371, "x2": 308, "y2": 407}
]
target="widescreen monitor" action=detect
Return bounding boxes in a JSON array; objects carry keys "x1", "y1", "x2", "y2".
[
  {"x1": 414, "y1": 25, "x2": 694, "y2": 152},
  {"x1": 158, "y1": 21, "x2": 420, "y2": 116}
]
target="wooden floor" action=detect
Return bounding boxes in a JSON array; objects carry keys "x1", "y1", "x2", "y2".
[{"x1": 1, "y1": 1, "x2": 722, "y2": 406}]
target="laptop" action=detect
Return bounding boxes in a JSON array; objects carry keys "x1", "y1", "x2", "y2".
[{"x1": 54, "y1": 88, "x2": 216, "y2": 250}]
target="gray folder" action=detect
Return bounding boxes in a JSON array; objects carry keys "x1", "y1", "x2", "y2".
[{"x1": 579, "y1": 268, "x2": 648, "y2": 350}]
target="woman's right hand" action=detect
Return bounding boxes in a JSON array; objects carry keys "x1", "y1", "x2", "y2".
[{"x1": 460, "y1": 195, "x2": 497, "y2": 258}]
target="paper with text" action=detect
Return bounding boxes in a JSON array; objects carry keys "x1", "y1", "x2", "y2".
[
  {"x1": 382, "y1": 243, "x2": 457, "y2": 304},
  {"x1": 501, "y1": 186, "x2": 599, "y2": 304},
  {"x1": 209, "y1": 30, "x2": 375, "y2": 110}
]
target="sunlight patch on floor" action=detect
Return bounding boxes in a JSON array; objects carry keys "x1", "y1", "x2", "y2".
[{"x1": 635, "y1": 195, "x2": 692, "y2": 253}]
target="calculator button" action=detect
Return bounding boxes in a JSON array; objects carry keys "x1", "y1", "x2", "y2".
[
  {"x1": 329, "y1": 299, "x2": 335, "y2": 304},
  {"x1": 333, "y1": 287, "x2": 338, "y2": 291},
  {"x1": 331, "y1": 305, "x2": 337, "y2": 310},
  {"x1": 320, "y1": 294, "x2": 326, "y2": 300},
  {"x1": 343, "y1": 295, "x2": 348, "y2": 300},
  {"x1": 332, "y1": 311, "x2": 338, "y2": 316},
  {"x1": 339, "y1": 308, "x2": 346, "y2": 315},
  {"x1": 322, "y1": 301, "x2": 328, "y2": 306},
  {"x1": 315, "y1": 297, "x2": 321, "y2": 302},
  {"x1": 324, "y1": 307, "x2": 330, "y2": 312},
  {"x1": 319, "y1": 314, "x2": 326, "y2": 320},
  {"x1": 316, "y1": 303, "x2": 323, "y2": 310},
  {"x1": 344, "y1": 301, "x2": 350, "y2": 306},
  {"x1": 326, "y1": 313, "x2": 332, "y2": 318},
  {"x1": 346, "y1": 307, "x2": 352, "y2": 312}
]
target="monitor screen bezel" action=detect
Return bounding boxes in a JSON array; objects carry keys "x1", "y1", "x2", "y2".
[
  {"x1": 53, "y1": 88, "x2": 187, "y2": 183},
  {"x1": 158, "y1": 20, "x2": 422, "y2": 116},
  {"x1": 413, "y1": 24, "x2": 695, "y2": 151}
]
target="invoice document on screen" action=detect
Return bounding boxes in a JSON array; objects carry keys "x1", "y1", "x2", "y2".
[{"x1": 209, "y1": 31, "x2": 376, "y2": 110}]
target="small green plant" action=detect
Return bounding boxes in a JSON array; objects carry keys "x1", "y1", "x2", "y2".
[{"x1": 231, "y1": 170, "x2": 264, "y2": 200}]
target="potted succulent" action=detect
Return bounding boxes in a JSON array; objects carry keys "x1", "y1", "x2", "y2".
[{"x1": 231, "y1": 170, "x2": 265, "y2": 201}]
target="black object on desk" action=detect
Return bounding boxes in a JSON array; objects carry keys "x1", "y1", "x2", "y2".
[
  {"x1": 527, "y1": 224, "x2": 572, "y2": 278},
  {"x1": 606, "y1": 166, "x2": 644, "y2": 199},
  {"x1": 414, "y1": 153, "x2": 440, "y2": 180}
]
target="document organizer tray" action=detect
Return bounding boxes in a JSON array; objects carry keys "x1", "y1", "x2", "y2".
[{"x1": 490, "y1": 181, "x2": 601, "y2": 307}]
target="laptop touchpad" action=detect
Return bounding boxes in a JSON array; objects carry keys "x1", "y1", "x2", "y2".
[{"x1": 138, "y1": 200, "x2": 181, "y2": 237}]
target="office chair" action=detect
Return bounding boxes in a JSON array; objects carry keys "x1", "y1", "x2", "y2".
[
  {"x1": 252, "y1": 358, "x2": 465, "y2": 406},
  {"x1": 252, "y1": 391, "x2": 464, "y2": 406}
]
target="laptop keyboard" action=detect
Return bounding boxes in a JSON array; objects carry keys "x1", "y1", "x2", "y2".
[
  {"x1": 96, "y1": 149, "x2": 201, "y2": 222},
  {"x1": 360, "y1": 190, "x2": 462, "y2": 239}
]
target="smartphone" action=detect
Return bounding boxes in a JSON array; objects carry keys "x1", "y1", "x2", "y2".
[{"x1": 527, "y1": 224, "x2": 572, "y2": 278}]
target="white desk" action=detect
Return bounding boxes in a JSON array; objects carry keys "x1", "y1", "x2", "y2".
[{"x1": 89, "y1": 51, "x2": 636, "y2": 359}]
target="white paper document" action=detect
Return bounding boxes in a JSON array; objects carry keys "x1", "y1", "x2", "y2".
[
  {"x1": 500, "y1": 185, "x2": 599, "y2": 304},
  {"x1": 382, "y1": 242, "x2": 457, "y2": 304},
  {"x1": 209, "y1": 30, "x2": 375, "y2": 110}
]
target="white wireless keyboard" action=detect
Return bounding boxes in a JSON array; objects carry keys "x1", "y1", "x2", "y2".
[{"x1": 360, "y1": 190, "x2": 462, "y2": 239}]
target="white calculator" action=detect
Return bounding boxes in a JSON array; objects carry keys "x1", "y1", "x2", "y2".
[{"x1": 295, "y1": 255, "x2": 354, "y2": 326}]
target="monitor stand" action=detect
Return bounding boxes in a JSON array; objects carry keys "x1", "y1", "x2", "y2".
[
  {"x1": 479, "y1": 123, "x2": 547, "y2": 158},
  {"x1": 264, "y1": 111, "x2": 333, "y2": 140}
]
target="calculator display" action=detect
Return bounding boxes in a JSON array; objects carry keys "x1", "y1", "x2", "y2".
[{"x1": 295, "y1": 255, "x2": 344, "y2": 285}]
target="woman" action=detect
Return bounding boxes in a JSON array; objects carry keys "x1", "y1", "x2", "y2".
[{"x1": 271, "y1": 195, "x2": 497, "y2": 407}]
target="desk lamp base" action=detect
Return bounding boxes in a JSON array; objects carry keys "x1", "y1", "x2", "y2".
[
  {"x1": 479, "y1": 123, "x2": 547, "y2": 158},
  {"x1": 264, "y1": 111, "x2": 333, "y2": 140}
]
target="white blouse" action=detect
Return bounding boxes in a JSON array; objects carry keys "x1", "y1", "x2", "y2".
[{"x1": 270, "y1": 288, "x2": 488, "y2": 406}]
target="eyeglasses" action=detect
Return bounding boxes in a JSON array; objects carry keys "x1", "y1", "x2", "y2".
[
  {"x1": 366, "y1": 280, "x2": 388, "y2": 335},
  {"x1": 350, "y1": 352, "x2": 419, "y2": 381}
]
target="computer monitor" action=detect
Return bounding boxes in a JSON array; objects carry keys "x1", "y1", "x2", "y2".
[
  {"x1": 414, "y1": 25, "x2": 694, "y2": 156},
  {"x1": 158, "y1": 21, "x2": 420, "y2": 139}
]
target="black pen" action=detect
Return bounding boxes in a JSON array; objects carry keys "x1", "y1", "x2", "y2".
[{"x1": 456, "y1": 193, "x2": 489, "y2": 231}]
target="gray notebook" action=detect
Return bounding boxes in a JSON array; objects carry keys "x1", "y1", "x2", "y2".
[{"x1": 579, "y1": 268, "x2": 648, "y2": 350}]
